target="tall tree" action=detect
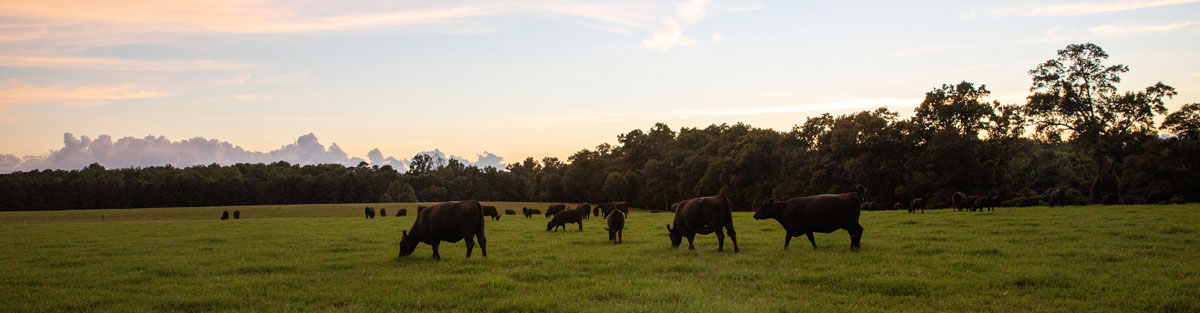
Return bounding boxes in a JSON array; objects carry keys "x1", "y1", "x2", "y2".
[{"x1": 1025, "y1": 43, "x2": 1176, "y2": 202}]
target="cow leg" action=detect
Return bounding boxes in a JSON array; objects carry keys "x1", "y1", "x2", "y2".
[
  {"x1": 618, "y1": 230, "x2": 622, "y2": 244},
  {"x1": 577, "y1": 222, "x2": 583, "y2": 232},
  {"x1": 727, "y1": 225, "x2": 739, "y2": 252},
  {"x1": 715, "y1": 229, "x2": 726, "y2": 252},
  {"x1": 849, "y1": 223, "x2": 864, "y2": 251},
  {"x1": 806, "y1": 232, "x2": 817, "y2": 249},
  {"x1": 465, "y1": 237, "x2": 475, "y2": 259},
  {"x1": 784, "y1": 233, "x2": 792, "y2": 249},
  {"x1": 431, "y1": 242, "x2": 441, "y2": 261},
  {"x1": 686, "y1": 235, "x2": 696, "y2": 250},
  {"x1": 478, "y1": 233, "x2": 487, "y2": 257}
]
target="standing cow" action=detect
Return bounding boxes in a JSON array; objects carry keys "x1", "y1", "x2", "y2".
[
  {"x1": 547, "y1": 207, "x2": 586, "y2": 232},
  {"x1": 398, "y1": 200, "x2": 487, "y2": 261},
  {"x1": 754, "y1": 192, "x2": 864, "y2": 250},
  {"x1": 365, "y1": 207, "x2": 376, "y2": 219},
  {"x1": 504, "y1": 209, "x2": 516, "y2": 215},
  {"x1": 666, "y1": 195, "x2": 739, "y2": 252},
  {"x1": 1046, "y1": 188, "x2": 1065, "y2": 207},
  {"x1": 233, "y1": 210, "x2": 241, "y2": 219},
  {"x1": 522, "y1": 207, "x2": 541, "y2": 218},
  {"x1": 221, "y1": 211, "x2": 229, "y2": 220},
  {"x1": 606, "y1": 209, "x2": 625, "y2": 244},
  {"x1": 397, "y1": 208, "x2": 408, "y2": 217},
  {"x1": 380, "y1": 208, "x2": 387, "y2": 217},
  {"x1": 952, "y1": 192, "x2": 968, "y2": 211},
  {"x1": 575, "y1": 203, "x2": 592, "y2": 220}
]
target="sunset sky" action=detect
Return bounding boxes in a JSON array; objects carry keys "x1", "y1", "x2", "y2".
[{"x1": 1, "y1": 0, "x2": 1198, "y2": 171}]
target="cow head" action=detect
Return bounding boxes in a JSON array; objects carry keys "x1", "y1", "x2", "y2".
[
  {"x1": 666, "y1": 224, "x2": 682, "y2": 248},
  {"x1": 753, "y1": 199, "x2": 776, "y2": 220},
  {"x1": 546, "y1": 220, "x2": 556, "y2": 231},
  {"x1": 397, "y1": 230, "x2": 419, "y2": 257}
]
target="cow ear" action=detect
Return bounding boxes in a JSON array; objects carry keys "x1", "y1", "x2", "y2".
[{"x1": 666, "y1": 224, "x2": 672, "y2": 232}]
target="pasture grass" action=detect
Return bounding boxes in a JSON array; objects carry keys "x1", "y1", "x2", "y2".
[{"x1": 1, "y1": 203, "x2": 1197, "y2": 312}]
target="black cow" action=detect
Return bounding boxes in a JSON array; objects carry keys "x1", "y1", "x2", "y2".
[
  {"x1": 233, "y1": 210, "x2": 240, "y2": 219},
  {"x1": 575, "y1": 203, "x2": 592, "y2": 220},
  {"x1": 365, "y1": 207, "x2": 376, "y2": 219},
  {"x1": 397, "y1": 208, "x2": 408, "y2": 217},
  {"x1": 221, "y1": 211, "x2": 229, "y2": 220},
  {"x1": 1146, "y1": 190, "x2": 1173, "y2": 204},
  {"x1": 398, "y1": 200, "x2": 487, "y2": 261},
  {"x1": 1047, "y1": 188, "x2": 1065, "y2": 207},
  {"x1": 909, "y1": 198, "x2": 926, "y2": 213},
  {"x1": 972, "y1": 196, "x2": 991, "y2": 212},
  {"x1": 522, "y1": 207, "x2": 540, "y2": 218},
  {"x1": 547, "y1": 207, "x2": 586, "y2": 232},
  {"x1": 504, "y1": 209, "x2": 516, "y2": 215},
  {"x1": 380, "y1": 208, "x2": 387, "y2": 217},
  {"x1": 593, "y1": 206, "x2": 602, "y2": 217},
  {"x1": 545, "y1": 204, "x2": 566, "y2": 218},
  {"x1": 481, "y1": 205, "x2": 501, "y2": 221},
  {"x1": 755, "y1": 192, "x2": 863, "y2": 250},
  {"x1": 599, "y1": 202, "x2": 630, "y2": 217},
  {"x1": 606, "y1": 209, "x2": 625, "y2": 244},
  {"x1": 667, "y1": 195, "x2": 739, "y2": 252},
  {"x1": 952, "y1": 192, "x2": 968, "y2": 211}
]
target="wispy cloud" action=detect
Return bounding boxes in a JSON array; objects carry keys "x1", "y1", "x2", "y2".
[
  {"x1": 0, "y1": 79, "x2": 168, "y2": 106},
  {"x1": 1089, "y1": 20, "x2": 1198, "y2": 36},
  {"x1": 642, "y1": 0, "x2": 710, "y2": 51},
  {"x1": 0, "y1": 55, "x2": 249, "y2": 71},
  {"x1": 991, "y1": 0, "x2": 1200, "y2": 17}
]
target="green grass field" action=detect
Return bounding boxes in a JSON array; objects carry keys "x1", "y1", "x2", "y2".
[{"x1": 1, "y1": 202, "x2": 1197, "y2": 312}]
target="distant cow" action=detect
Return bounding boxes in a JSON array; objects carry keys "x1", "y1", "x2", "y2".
[
  {"x1": 380, "y1": 208, "x2": 387, "y2": 217},
  {"x1": 1146, "y1": 190, "x2": 1173, "y2": 204},
  {"x1": 481, "y1": 205, "x2": 501, "y2": 221},
  {"x1": 397, "y1": 208, "x2": 408, "y2": 217},
  {"x1": 221, "y1": 211, "x2": 229, "y2": 220},
  {"x1": 667, "y1": 195, "x2": 739, "y2": 252},
  {"x1": 575, "y1": 203, "x2": 592, "y2": 220},
  {"x1": 1046, "y1": 188, "x2": 1065, "y2": 207},
  {"x1": 599, "y1": 202, "x2": 630, "y2": 217},
  {"x1": 523, "y1": 207, "x2": 541, "y2": 218},
  {"x1": 952, "y1": 192, "x2": 968, "y2": 211},
  {"x1": 504, "y1": 209, "x2": 516, "y2": 215},
  {"x1": 545, "y1": 204, "x2": 566, "y2": 218},
  {"x1": 893, "y1": 201, "x2": 906, "y2": 212},
  {"x1": 972, "y1": 196, "x2": 992, "y2": 212},
  {"x1": 365, "y1": 207, "x2": 376, "y2": 219},
  {"x1": 1101, "y1": 193, "x2": 1118, "y2": 205},
  {"x1": 547, "y1": 207, "x2": 586, "y2": 232},
  {"x1": 606, "y1": 209, "x2": 625, "y2": 244},
  {"x1": 398, "y1": 200, "x2": 487, "y2": 261},
  {"x1": 909, "y1": 198, "x2": 926, "y2": 213},
  {"x1": 755, "y1": 191, "x2": 863, "y2": 250},
  {"x1": 593, "y1": 206, "x2": 602, "y2": 217}
]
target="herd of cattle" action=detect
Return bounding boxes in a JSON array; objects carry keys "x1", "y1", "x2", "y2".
[{"x1": 391, "y1": 188, "x2": 873, "y2": 260}]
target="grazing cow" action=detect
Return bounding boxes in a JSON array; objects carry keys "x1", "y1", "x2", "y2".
[
  {"x1": 593, "y1": 206, "x2": 602, "y2": 217},
  {"x1": 221, "y1": 211, "x2": 229, "y2": 220},
  {"x1": 666, "y1": 195, "x2": 739, "y2": 252},
  {"x1": 606, "y1": 209, "x2": 625, "y2": 244},
  {"x1": 909, "y1": 198, "x2": 926, "y2": 213},
  {"x1": 398, "y1": 200, "x2": 487, "y2": 261},
  {"x1": 1101, "y1": 193, "x2": 1118, "y2": 205},
  {"x1": 547, "y1": 207, "x2": 586, "y2": 232},
  {"x1": 973, "y1": 196, "x2": 994, "y2": 212},
  {"x1": 952, "y1": 192, "x2": 968, "y2": 211},
  {"x1": 380, "y1": 208, "x2": 387, "y2": 217},
  {"x1": 545, "y1": 204, "x2": 566, "y2": 218},
  {"x1": 1046, "y1": 188, "x2": 1065, "y2": 207},
  {"x1": 754, "y1": 192, "x2": 864, "y2": 250},
  {"x1": 1146, "y1": 190, "x2": 1173, "y2": 204},
  {"x1": 504, "y1": 209, "x2": 516, "y2": 215},
  {"x1": 233, "y1": 210, "x2": 240, "y2": 219},
  {"x1": 599, "y1": 202, "x2": 630, "y2": 217},
  {"x1": 893, "y1": 201, "x2": 906, "y2": 212},
  {"x1": 397, "y1": 208, "x2": 408, "y2": 217},
  {"x1": 522, "y1": 207, "x2": 540, "y2": 218},
  {"x1": 365, "y1": 207, "x2": 376, "y2": 219},
  {"x1": 481, "y1": 205, "x2": 501, "y2": 221}
]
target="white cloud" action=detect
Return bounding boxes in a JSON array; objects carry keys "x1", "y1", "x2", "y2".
[
  {"x1": 675, "y1": 0, "x2": 709, "y2": 24},
  {"x1": 991, "y1": 0, "x2": 1200, "y2": 17},
  {"x1": 642, "y1": 19, "x2": 694, "y2": 51},
  {"x1": 0, "y1": 79, "x2": 168, "y2": 106},
  {"x1": 711, "y1": 33, "x2": 724, "y2": 42},
  {"x1": 1089, "y1": 21, "x2": 1198, "y2": 36}
]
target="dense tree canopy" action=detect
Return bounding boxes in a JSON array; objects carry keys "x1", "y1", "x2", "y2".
[{"x1": 1, "y1": 43, "x2": 1196, "y2": 211}]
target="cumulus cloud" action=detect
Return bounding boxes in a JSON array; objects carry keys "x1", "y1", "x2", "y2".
[{"x1": 642, "y1": 19, "x2": 694, "y2": 51}]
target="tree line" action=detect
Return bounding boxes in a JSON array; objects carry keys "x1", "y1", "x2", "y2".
[{"x1": 2, "y1": 43, "x2": 1198, "y2": 212}]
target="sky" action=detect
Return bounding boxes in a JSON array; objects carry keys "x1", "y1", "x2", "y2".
[{"x1": 1, "y1": 0, "x2": 1198, "y2": 172}]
